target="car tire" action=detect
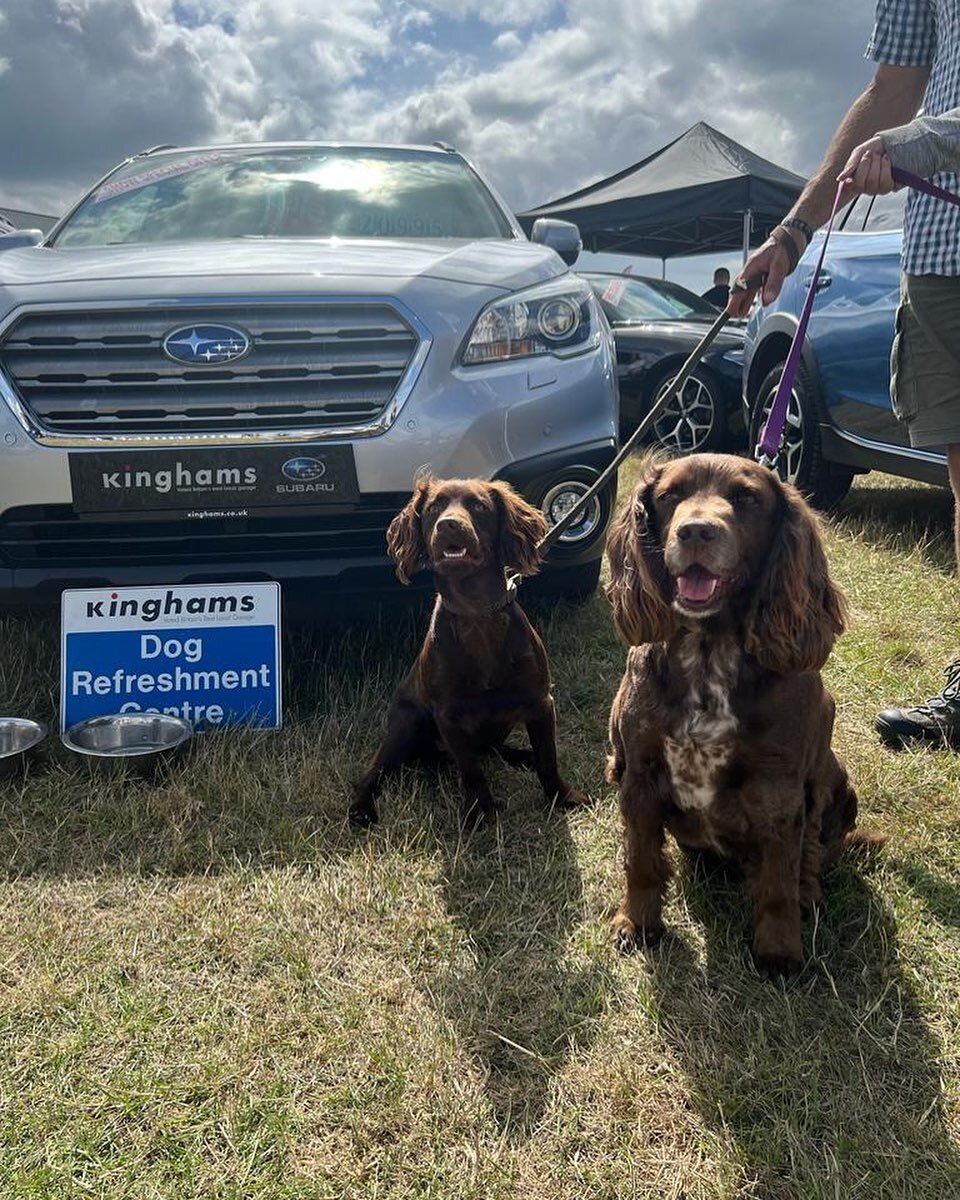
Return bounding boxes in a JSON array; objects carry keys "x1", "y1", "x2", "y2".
[
  {"x1": 750, "y1": 361, "x2": 854, "y2": 510},
  {"x1": 646, "y1": 366, "x2": 728, "y2": 456}
]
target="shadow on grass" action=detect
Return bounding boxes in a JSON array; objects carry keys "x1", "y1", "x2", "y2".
[
  {"x1": 0, "y1": 605, "x2": 434, "y2": 876},
  {"x1": 0, "y1": 599, "x2": 612, "y2": 1142},
  {"x1": 833, "y1": 482, "x2": 955, "y2": 575},
  {"x1": 890, "y1": 856, "x2": 960, "y2": 928},
  {"x1": 644, "y1": 858, "x2": 960, "y2": 1198},
  {"x1": 424, "y1": 797, "x2": 612, "y2": 1142},
  {"x1": 0, "y1": 581, "x2": 616, "y2": 872}
]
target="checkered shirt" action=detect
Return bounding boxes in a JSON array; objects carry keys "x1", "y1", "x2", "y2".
[{"x1": 867, "y1": 0, "x2": 960, "y2": 275}]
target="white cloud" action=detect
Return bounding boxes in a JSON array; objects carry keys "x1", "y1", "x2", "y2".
[
  {"x1": 412, "y1": 0, "x2": 557, "y2": 25},
  {"x1": 1, "y1": 0, "x2": 877, "y2": 223},
  {"x1": 493, "y1": 30, "x2": 522, "y2": 54}
]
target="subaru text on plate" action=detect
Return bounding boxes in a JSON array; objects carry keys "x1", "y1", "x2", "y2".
[{"x1": 0, "y1": 143, "x2": 618, "y2": 607}]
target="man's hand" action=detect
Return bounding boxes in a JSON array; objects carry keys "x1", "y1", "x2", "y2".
[
  {"x1": 838, "y1": 136, "x2": 896, "y2": 194},
  {"x1": 726, "y1": 231, "x2": 804, "y2": 317},
  {"x1": 726, "y1": 62, "x2": 927, "y2": 319}
]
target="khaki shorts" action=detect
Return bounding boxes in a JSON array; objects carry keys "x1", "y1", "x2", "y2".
[{"x1": 890, "y1": 273, "x2": 960, "y2": 448}]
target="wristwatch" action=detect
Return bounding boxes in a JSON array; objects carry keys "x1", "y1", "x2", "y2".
[{"x1": 780, "y1": 216, "x2": 814, "y2": 247}]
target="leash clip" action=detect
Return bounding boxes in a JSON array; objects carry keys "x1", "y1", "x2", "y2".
[{"x1": 754, "y1": 444, "x2": 778, "y2": 471}]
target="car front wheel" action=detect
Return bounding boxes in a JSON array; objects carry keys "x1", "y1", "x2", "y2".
[
  {"x1": 649, "y1": 366, "x2": 727, "y2": 456},
  {"x1": 750, "y1": 361, "x2": 853, "y2": 509}
]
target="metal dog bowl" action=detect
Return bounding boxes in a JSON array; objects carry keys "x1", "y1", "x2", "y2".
[
  {"x1": 61, "y1": 713, "x2": 193, "y2": 773},
  {"x1": 0, "y1": 717, "x2": 47, "y2": 778}
]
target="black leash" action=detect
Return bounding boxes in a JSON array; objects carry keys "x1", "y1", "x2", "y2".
[{"x1": 534, "y1": 274, "x2": 762, "y2": 557}]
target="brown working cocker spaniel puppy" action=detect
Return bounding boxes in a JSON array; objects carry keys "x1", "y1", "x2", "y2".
[
  {"x1": 605, "y1": 453, "x2": 875, "y2": 976},
  {"x1": 350, "y1": 477, "x2": 589, "y2": 828}
]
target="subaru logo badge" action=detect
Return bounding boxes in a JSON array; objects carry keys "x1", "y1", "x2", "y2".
[
  {"x1": 162, "y1": 323, "x2": 251, "y2": 365},
  {"x1": 281, "y1": 457, "x2": 327, "y2": 481}
]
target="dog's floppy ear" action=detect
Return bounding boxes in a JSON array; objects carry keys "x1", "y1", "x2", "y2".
[
  {"x1": 604, "y1": 461, "x2": 677, "y2": 645},
  {"x1": 744, "y1": 478, "x2": 847, "y2": 673},
  {"x1": 489, "y1": 481, "x2": 548, "y2": 577},
  {"x1": 386, "y1": 478, "x2": 431, "y2": 584}
]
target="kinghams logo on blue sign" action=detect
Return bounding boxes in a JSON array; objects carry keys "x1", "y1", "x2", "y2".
[
  {"x1": 281, "y1": 457, "x2": 327, "y2": 481},
  {"x1": 162, "y1": 324, "x2": 251, "y2": 365}
]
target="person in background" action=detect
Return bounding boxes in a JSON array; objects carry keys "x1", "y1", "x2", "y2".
[
  {"x1": 729, "y1": 1, "x2": 960, "y2": 751},
  {"x1": 701, "y1": 266, "x2": 730, "y2": 308}
]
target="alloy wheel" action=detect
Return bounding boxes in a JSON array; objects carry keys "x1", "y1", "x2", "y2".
[
  {"x1": 755, "y1": 383, "x2": 804, "y2": 484},
  {"x1": 652, "y1": 373, "x2": 718, "y2": 454}
]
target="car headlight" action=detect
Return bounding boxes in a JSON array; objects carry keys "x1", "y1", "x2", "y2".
[{"x1": 461, "y1": 278, "x2": 599, "y2": 366}]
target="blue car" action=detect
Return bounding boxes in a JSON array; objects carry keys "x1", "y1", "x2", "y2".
[{"x1": 742, "y1": 192, "x2": 948, "y2": 507}]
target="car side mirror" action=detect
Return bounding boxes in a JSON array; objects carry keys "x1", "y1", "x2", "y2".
[
  {"x1": 0, "y1": 230, "x2": 43, "y2": 252},
  {"x1": 530, "y1": 218, "x2": 582, "y2": 266}
]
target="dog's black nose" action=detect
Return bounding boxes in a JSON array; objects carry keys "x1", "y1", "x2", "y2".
[
  {"x1": 676, "y1": 519, "x2": 719, "y2": 543},
  {"x1": 436, "y1": 513, "x2": 469, "y2": 532}
]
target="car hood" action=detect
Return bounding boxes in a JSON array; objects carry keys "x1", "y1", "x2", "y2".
[
  {"x1": 0, "y1": 237, "x2": 567, "y2": 294},
  {"x1": 612, "y1": 316, "x2": 745, "y2": 346}
]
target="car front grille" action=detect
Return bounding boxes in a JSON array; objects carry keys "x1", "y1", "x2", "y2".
[
  {"x1": 0, "y1": 302, "x2": 420, "y2": 434},
  {"x1": 0, "y1": 497, "x2": 408, "y2": 568}
]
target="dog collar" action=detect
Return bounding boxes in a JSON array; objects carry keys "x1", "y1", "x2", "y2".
[{"x1": 439, "y1": 575, "x2": 518, "y2": 617}]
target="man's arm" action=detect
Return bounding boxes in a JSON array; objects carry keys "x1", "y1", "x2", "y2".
[
  {"x1": 728, "y1": 63, "x2": 931, "y2": 315},
  {"x1": 843, "y1": 107, "x2": 960, "y2": 189}
]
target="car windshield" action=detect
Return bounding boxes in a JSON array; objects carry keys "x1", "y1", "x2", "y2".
[
  {"x1": 584, "y1": 274, "x2": 717, "y2": 322},
  {"x1": 53, "y1": 146, "x2": 515, "y2": 247}
]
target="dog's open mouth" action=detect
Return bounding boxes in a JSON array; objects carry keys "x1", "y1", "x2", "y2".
[
  {"x1": 432, "y1": 538, "x2": 482, "y2": 569},
  {"x1": 675, "y1": 565, "x2": 732, "y2": 610}
]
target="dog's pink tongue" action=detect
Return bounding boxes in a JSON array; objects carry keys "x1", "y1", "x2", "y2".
[{"x1": 678, "y1": 567, "x2": 719, "y2": 602}]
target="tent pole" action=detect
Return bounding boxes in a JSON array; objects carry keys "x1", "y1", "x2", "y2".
[
  {"x1": 742, "y1": 209, "x2": 752, "y2": 263},
  {"x1": 661, "y1": 257, "x2": 666, "y2": 280}
]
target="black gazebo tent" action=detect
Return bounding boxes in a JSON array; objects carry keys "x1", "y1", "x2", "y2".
[{"x1": 518, "y1": 122, "x2": 805, "y2": 267}]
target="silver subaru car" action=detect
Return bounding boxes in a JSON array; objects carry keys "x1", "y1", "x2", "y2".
[{"x1": 0, "y1": 143, "x2": 618, "y2": 607}]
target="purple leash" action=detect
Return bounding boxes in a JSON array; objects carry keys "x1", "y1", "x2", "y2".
[
  {"x1": 533, "y1": 168, "x2": 960, "y2": 562},
  {"x1": 756, "y1": 167, "x2": 960, "y2": 468}
]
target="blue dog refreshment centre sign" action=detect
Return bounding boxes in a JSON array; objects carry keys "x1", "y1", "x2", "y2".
[{"x1": 61, "y1": 583, "x2": 281, "y2": 732}]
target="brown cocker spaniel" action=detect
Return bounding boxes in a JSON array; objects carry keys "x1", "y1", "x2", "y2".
[
  {"x1": 351, "y1": 477, "x2": 589, "y2": 828},
  {"x1": 604, "y1": 453, "x2": 874, "y2": 976}
]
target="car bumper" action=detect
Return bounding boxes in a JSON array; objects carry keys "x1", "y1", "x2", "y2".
[{"x1": 0, "y1": 444, "x2": 616, "y2": 606}]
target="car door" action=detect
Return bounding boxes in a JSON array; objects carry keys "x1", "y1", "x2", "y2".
[{"x1": 803, "y1": 228, "x2": 905, "y2": 446}]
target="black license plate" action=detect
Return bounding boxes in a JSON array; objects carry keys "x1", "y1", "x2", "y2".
[{"x1": 69, "y1": 444, "x2": 359, "y2": 518}]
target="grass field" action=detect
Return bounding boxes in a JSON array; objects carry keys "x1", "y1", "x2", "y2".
[{"x1": 0, "y1": 464, "x2": 959, "y2": 1198}]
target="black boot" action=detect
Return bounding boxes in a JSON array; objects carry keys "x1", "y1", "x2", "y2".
[{"x1": 875, "y1": 659, "x2": 960, "y2": 748}]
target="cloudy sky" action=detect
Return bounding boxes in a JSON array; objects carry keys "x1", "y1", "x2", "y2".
[{"x1": 0, "y1": 0, "x2": 878, "y2": 287}]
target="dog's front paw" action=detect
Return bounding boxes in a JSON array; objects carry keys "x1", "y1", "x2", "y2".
[
  {"x1": 752, "y1": 948, "x2": 802, "y2": 980},
  {"x1": 752, "y1": 927, "x2": 803, "y2": 979},
  {"x1": 556, "y1": 786, "x2": 592, "y2": 810},
  {"x1": 348, "y1": 794, "x2": 379, "y2": 829},
  {"x1": 461, "y1": 794, "x2": 499, "y2": 830},
  {"x1": 612, "y1": 910, "x2": 662, "y2": 954}
]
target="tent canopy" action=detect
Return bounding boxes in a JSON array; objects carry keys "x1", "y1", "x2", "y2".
[
  {"x1": 517, "y1": 122, "x2": 805, "y2": 260},
  {"x1": 0, "y1": 205, "x2": 58, "y2": 234}
]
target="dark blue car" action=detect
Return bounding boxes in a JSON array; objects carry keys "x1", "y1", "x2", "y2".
[{"x1": 742, "y1": 192, "x2": 948, "y2": 507}]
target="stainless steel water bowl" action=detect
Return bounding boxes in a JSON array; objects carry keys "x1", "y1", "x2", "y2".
[
  {"x1": 61, "y1": 713, "x2": 193, "y2": 772},
  {"x1": 0, "y1": 717, "x2": 47, "y2": 777}
]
